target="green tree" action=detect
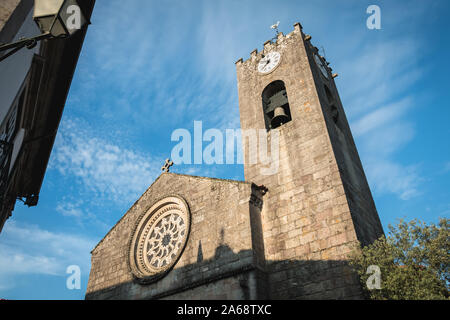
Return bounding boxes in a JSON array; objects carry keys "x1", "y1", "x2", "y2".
[{"x1": 349, "y1": 218, "x2": 449, "y2": 300}]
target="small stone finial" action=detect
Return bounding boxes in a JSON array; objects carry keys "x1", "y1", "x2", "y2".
[
  {"x1": 277, "y1": 32, "x2": 284, "y2": 41},
  {"x1": 161, "y1": 159, "x2": 174, "y2": 173},
  {"x1": 252, "y1": 183, "x2": 268, "y2": 196},
  {"x1": 257, "y1": 185, "x2": 268, "y2": 195},
  {"x1": 293, "y1": 22, "x2": 303, "y2": 32}
]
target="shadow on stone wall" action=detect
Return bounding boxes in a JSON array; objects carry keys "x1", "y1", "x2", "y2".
[{"x1": 85, "y1": 243, "x2": 364, "y2": 300}]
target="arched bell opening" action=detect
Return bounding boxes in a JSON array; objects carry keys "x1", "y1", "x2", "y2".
[
  {"x1": 324, "y1": 84, "x2": 334, "y2": 104},
  {"x1": 324, "y1": 84, "x2": 339, "y2": 125},
  {"x1": 330, "y1": 105, "x2": 339, "y2": 124},
  {"x1": 262, "y1": 80, "x2": 292, "y2": 131}
]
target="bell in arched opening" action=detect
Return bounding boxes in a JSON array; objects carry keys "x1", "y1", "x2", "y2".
[
  {"x1": 271, "y1": 105, "x2": 289, "y2": 128},
  {"x1": 262, "y1": 80, "x2": 292, "y2": 130}
]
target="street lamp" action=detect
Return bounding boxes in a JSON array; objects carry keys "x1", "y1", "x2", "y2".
[
  {"x1": 0, "y1": 0, "x2": 88, "y2": 62},
  {"x1": 34, "y1": 0, "x2": 87, "y2": 37}
]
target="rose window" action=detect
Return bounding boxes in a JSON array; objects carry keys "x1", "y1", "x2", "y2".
[
  {"x1": 144, "y1": 212, "x2": 186, "y2": 269},
  {"x1": 128, "y1": 196, "x2": 190, "y2": 284}
]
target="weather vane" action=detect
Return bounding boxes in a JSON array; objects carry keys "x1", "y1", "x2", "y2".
[{"x1": 270, "y1": 21, "x2": 280, "y2": 41}]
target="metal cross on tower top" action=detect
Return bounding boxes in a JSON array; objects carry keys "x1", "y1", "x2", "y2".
[{"x1": 161, "y1": 159, "x2": 174, "y2": 173}]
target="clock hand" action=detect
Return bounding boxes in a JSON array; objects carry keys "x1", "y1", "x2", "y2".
[{"x1": 261, "y1": 59, "x2": 270, "y2": 70}]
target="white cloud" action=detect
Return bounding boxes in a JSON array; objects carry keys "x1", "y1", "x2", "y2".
[
  {"x1": 365, "y1": 160, "x2": 421, "y2": 200},
  {"x1": 352, "y1": 98, "x2": 412, "y2": 137},
  {"x1": 362, "y1": 122, "x2": 415, "y2": 157},
  {"x1": 335, "y1": 34, "x2": 424, "y2": 201},
  {"x1": 50, "y1": 118, "x2": 162, "y2": 205},
  {"x1": 74, "y1": 0, "x2": 250, "y2": 132},
  {"x1": 444, "y1": 162, "x2": 450, "y2": 173},
  {"x1": 0, "y1": 222, "x2": 96, "y2": 291},
  {"x1": 183, "y1": 166, "x2": 217, "y2": 178},
  {"x1": 56, "y1": 202, "x2": 84, "y2": 218}
]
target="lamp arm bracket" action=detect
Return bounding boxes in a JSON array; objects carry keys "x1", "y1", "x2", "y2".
[{"x1": 0, "y1": 32, "x2": 52, "y2": 54}]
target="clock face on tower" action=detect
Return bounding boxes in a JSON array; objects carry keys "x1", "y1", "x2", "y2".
[
  {"x1": 314, "y1": 54, "x2": 329, "y2": 79},
  {"x1": 258, "y1": 51, "x2": 281, "y2": 74}
]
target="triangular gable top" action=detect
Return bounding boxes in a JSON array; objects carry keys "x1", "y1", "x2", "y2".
[{"x1": 91, "y1": 172, "x2": 251, "y2": 254}]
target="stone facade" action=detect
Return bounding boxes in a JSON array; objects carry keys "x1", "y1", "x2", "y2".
[
  {"x1": 86, "y1": 173, "x2": 267, "y2": 300},
  {"x1": 86, "y1": 22, "x2": 384, "y2": 300}
]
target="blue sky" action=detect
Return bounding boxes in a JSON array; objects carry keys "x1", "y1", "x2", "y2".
[{"x1": 0, "y1": 0, "x2": 449, "y2": 300}]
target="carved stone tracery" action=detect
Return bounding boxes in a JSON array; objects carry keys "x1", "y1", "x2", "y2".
[{"x1": 128, "y1": 196, "x2": 190, "y2": 284}]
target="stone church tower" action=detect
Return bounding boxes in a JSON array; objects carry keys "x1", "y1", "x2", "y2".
[
  {"x1": 235, "y1": 22, "x2": 384, "y2": 298},
  {"x1": 86, "y1": 23, "x2": 383, "y2": 300}
]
